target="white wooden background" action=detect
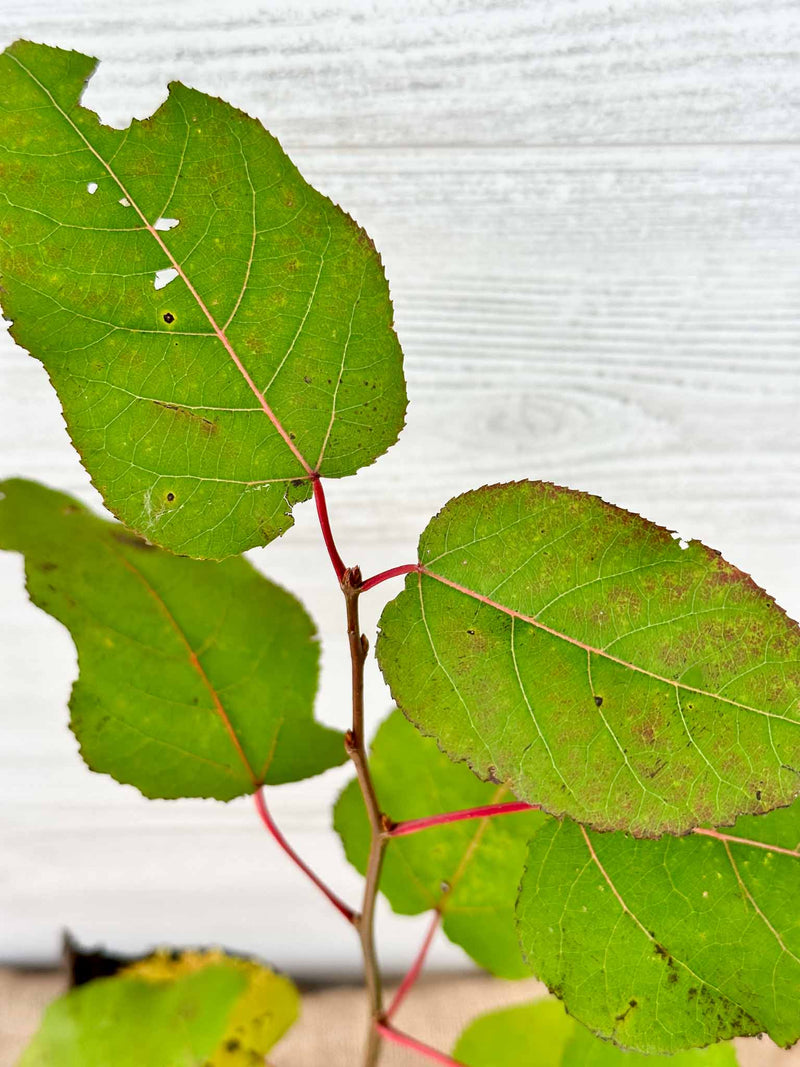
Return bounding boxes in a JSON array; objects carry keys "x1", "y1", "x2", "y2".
[{"x1": 1, "y1": 0, "x2": 800, "y2": 979}]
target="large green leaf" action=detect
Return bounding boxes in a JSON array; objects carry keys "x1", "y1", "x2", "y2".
[
  {"x1": 452, "y1": 997, "x2": 738, "y2": 1067},
  {"x1": 0, "y1": 479, "x2": 344, "y2": 799},
  {"x1": 377, "y1": 481, "x2": 800, "y2": 836},
  {"x1": 517, "y1": 802, "x2": 800, "y2": 1052},
  {"x1": 334, "y1": 709, "x2": 544, "y2": 977},
  {"x1": 0, "y1": 40, "x2": 406, "y2": 560},
  {"x1": 17, "y1": 948, "x2": 298, "y2": 1066}
]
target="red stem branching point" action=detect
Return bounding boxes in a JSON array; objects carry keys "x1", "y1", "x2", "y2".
[
  {"x1": 385, "y1": 911, "x2": 441, "y2": 1021},
  {"x1": 388, "y1": 800, "x2": 540, "y2": 837},
  {"x1": 360, "y1": 563, "x2": 420, "y2": 593},
  {"x1": 311, "y1": 474, "x2": 347, "y2": 582},
  {"x1": 253, "y1": 789, "x2": 357, "y2": 924},
  {"x1": 376, "y1": 1023, "x2": 465, "y2": 1065}
]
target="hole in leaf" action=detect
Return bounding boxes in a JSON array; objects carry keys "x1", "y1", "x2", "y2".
[
  {"x1": 86, "y1": 182, "x2": 98, "y2": 194},
  {"x1": 153, "y1": 217, "x2": 180, "y2": 231},
  {"x1": 119, "y1": 197, "x2": 130, "y2": 207},
  {"x1": 154, "y1": 267, "x2": 178, "y2": 291},
  {"x1": 163, "y1": 312, "x2": 175, "y2": 324}
]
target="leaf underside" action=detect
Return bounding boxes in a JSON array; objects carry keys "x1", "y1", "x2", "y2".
[
  {"x1": 452, "y1": 997, "x2": 739, "y2": 1066},
  {"x1": 0, "y1": 40, "x2": 406, "y2": 560},
  {"x1": 0, "y1": 479, "x2": 344, "y2": 800},
  {"x1": 377, "y1": 481, "x2": 800, "y2": 836},
  {"x1": 334, "y1": 709, "x2": 544, "y2": 977},
  {"x1": 17, "y1": 948, "x2": 298, "y2": 1066},
  {"x1": 517, "y1": 802, "x2": 800, "y2": 1052}
]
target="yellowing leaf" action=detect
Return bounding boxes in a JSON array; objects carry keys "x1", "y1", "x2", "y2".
[
  {"x1": 124, "y1": 949, "x2": 298, "y2": 1063},
  {"x1": 17, "y1": 949, "x2": 298, "y2": 1066}
]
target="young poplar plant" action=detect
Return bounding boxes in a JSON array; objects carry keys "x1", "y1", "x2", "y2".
[{"x1": 1, "y1": 39, "x2": 799, "y2": 1067}]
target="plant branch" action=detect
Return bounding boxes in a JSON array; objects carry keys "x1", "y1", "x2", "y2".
[
  {"x1": 386, "y1": 800, "x2": 540, "y2": 837},
  {"x1": 312, "y1": 474, "x2": 346, "y2": 581},
  {"x1": 342, "y1": 567, "x2": 388, "y2": 1067},
  {"x1": 360, "y1": 563, "x2": 419, "y2": 592},
  {"x1": 376, "y1": 1023, "x2": 465, "y2": 1065},
  {"x1": 385, "y1": 910, "x2": 441, "y2": 1021},
  {"x1": 253, "y1": 789, "x2": 357, "y2": 923}
]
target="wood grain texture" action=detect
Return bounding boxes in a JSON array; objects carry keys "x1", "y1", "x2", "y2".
[
  {"x1": 2, "y1": 0, "x2": 800, "y2": 146},
  {"x1": 1, "y1": 0, "x2": 800, "y2": 974}
]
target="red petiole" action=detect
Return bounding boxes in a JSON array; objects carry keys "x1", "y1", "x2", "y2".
[
  {"x1": 376, "y1": 1022, "x2": 466, "y2": 1065},
  {"x1": 253, "y1": 788, "x2": 357, "y2": 924},
  {"x1": 385, "y1": 910, "x2": 441, "y2": 1021},
  {"x1": 360, "y1": 562, "x2": 420, "y2": 592},
  {"x1": 388, "y1": 800, "x2": 540, "y2": 837},
  {"x1": 311, "y1": 474, "x2": 347, "y2": 582}
]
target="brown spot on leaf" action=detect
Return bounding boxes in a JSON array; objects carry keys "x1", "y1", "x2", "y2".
[
  {"x1": 163, "y1": 312, "x2": 175, "y2": 324},
  {"x1": 152, "y1": 400, "x2": 218, "y2": 436}
]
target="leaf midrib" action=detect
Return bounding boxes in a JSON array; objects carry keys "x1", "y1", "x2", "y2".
[
  {"x1": 418, "y1": 568, "x2": 800, "y2": 729},
  {"x1": 576, "y1": 823, "x2": 758, "y2": 1032},
  {"x1": 110, "y1": 544, "x2": 258, "y2": 786}
]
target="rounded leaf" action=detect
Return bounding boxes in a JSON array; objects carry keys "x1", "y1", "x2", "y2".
[
  {"x1": 453, "y1": 998, "x2": 738, "y2": 1066},
  {"x1": 517, "y1": 804, "x2": 800, "y2": 1052},
  {"x1": 0, "y1": 479, "x2": 344, "y2": 799},
  {"x1": 377, "y1": 481, "x2": 800, "y2": 835},
  {"x1": 17, "y1": 948, "x2": 298, "y2": 1066},
  {"x1": 0, "y1": 40, "x2": 406, "y2": 559}
]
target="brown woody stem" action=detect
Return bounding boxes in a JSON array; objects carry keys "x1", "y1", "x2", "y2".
[{"x1": 342, "y1": 566, "x2": 388, "y2": 1067}]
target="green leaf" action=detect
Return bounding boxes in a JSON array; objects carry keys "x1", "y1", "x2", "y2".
[
  {"x1": 0, "y1": 478, "x2": 344, "y2": 799},
  {"x1": 517, "y1": 803, "x2": 800, "y2": 1052},
  {"x1": 333, "y1": 709, "x2": 544, "y2": 977},
  {"x1": 377, "y1": 481, "x2": 800, "y2": 836},
  {"x1": 0, "y1": 40, "x2": 406, "y2": 560},
  {"x1": 453, "y1": 997, "x2": 738, "y2": 1067},
  {"x1": 17, "y1": 948, "x2": 298, "y2": 1066}
]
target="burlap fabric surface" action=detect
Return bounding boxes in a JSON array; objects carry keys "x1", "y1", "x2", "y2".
[{"x1": 2, "y1": 968, "x2": 798, "y2": 1066}]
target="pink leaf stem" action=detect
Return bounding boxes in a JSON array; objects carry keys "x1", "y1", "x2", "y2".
[
  {"x1": 254, "y1": 789, "x2": 356, "y2": 923},
  {"x1": 388, "y1": 800, "x2": 540, "y2": 837},
  {"x1": 385, "y1": 911, "x2": 441, "y2": 1021},
  {"x1": 376, "y1": 1023, "x2": 465, "y2": 1065}
]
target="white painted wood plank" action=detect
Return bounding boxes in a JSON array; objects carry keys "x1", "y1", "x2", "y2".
[{"x1": 1, "y1": 0, "x2": 800, "y2": 147}]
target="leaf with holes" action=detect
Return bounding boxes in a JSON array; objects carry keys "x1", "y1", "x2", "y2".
[
  {"x1": 334, "y1": 709, "x2": 544, "y2": 977},
  {"x1": 0, "y1": 479, "x2": 344, "y2": 799},
  {"x1": 18, "y1": 948, "x2": 298, "y2": 1066},
  {"x1": 377, "y1": 481, "x2": 800, "y2": 836},
  {"x1": 452, "y1": 997, "x2": 739, "y2": 1066},
  {"x1": 0, "y1": 40, "x2": 406, "y2": 560},
  {"x1": 517, "y1": 802, "x2": 800, "y2": 1052}
]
